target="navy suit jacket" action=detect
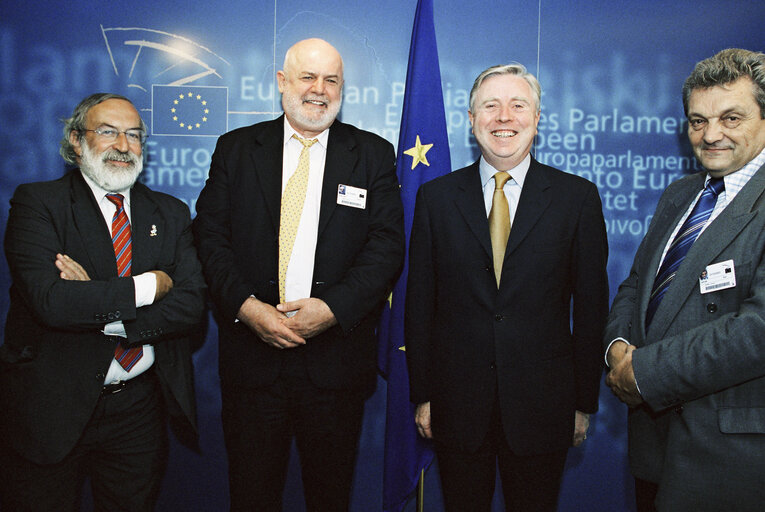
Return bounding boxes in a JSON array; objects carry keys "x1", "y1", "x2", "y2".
[
  {"x1": 604, "y1": 162, "x2": 765, "y2": 510},
  {"x1": 406, "y1": 157, "x2": 609, "y2": 454},
  {"x1": 1, "y1": 170, "x2": 205, "y2": 464},
  {"x1": 193, "y1": 116, "x2": 405, "y2": 392}
]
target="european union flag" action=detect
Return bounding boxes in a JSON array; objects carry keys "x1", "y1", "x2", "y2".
[
  {"x1": 377, "y1": 0, "x2": 451, "y2": 510},
  {"x1": 151, "y1": 85, "x2": 227, "y2": 136}
]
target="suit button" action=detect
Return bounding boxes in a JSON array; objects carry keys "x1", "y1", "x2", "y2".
[
  {"x1": 114, "y1": 311, "x2": 121, "y2": 319},
  {"x1": 490, "y1": 362, "x2": 496, "y2": 370},
  {"x1": 707, "y1": 303, "x2": 718, "y2": 313},
  {"x1": 675, "y1": 405, "x2": 684, "y2": 414},
  {"x1": 484, "y1": 267, "x2": 491, "y2": 272},
  {"x1": 95, "y1": 372, "x2": 105, "y2": 381},
  {"x1": 494, "y1": 314, "x2": 503, "y2": 322},
  {"x1": 107, "y1": 312, "x2": 115, "y2": 321}
]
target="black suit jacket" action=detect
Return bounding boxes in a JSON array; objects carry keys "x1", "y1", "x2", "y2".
[
  {"x1": 0, "y1": 171, "x2": 205, "y2": 464},
  {"x1": 406, "y1": 158, "x2": 609, "y2": 454},
  {"x1": 193, "y1": 116, "x2": 405, "y2": 392}
]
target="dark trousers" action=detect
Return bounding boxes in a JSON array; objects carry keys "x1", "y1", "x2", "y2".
[
  {"x1": 221, "y1": 354, "x2": 365, "y2": 512},
  {"x1": 0, "y1": 370, "x2": 167, "y2": 512},
  {"x1": 635, "y1": 477, "x2": 659, "y2": 512},
  {"x1": 435, "y1": 404, "x2": 568, "y2": 512}
]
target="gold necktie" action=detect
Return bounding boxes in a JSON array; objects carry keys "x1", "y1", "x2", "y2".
[
  {"x1": 279, "y1": 135, "x2": 318, "y2": 303},
  {"x1": 488, "y1": 172, "x2": 511, "y2": 287}
]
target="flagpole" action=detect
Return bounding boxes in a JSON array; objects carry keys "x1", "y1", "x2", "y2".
[{"x1": 416, "y1": 469, "x2": 425, "y2": 512}]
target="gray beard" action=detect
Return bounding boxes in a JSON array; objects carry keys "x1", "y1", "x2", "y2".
[
  {"x1": 282, "y1": 92, "x2": 341, "y2": 133},
  {"x1": 79, "y1": 142, "x2": 143, "y2": 192}
]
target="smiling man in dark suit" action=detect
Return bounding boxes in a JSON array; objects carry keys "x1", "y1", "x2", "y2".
[
  {"x1": 0, "y1": 93, "x2": 205, "y2": 511},
  {"x1": 405, "y1": 63, "x2": 609, "y2": 511},
  {"x1": 193, "y1": 38, "x2": 404, "y2": 511},
  {"x1": 605, "y1": 48, "x2": 765, "y2": 512}
]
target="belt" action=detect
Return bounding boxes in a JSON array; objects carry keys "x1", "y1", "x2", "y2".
[{"x1": 101, "y1": 369, "x2": 153, "y2": 396}]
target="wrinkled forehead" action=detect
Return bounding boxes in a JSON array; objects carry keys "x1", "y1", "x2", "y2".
[{"x1": 86, "y1": 99, "x2": 142, "y2": 128}]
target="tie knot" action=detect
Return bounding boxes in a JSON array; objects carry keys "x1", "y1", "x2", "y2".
[
  {"x1": 494, "y1": 172, "x2": 511, "y2": 190},
  {"x1": 706, "y1": 177, "x2": 725, "y2": 197},
  {"x1": 105, "y1": 193, "x2": 125, "y2": 208},
  {"x1": 293, "y1": 134, "x2": 318, "y2": 148}
]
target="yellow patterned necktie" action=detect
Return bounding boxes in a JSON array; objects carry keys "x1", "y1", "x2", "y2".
[
  {"x1": 279, "y1": 134, "x2": 318, "y2": 303},
  {"x1": 488, "y1": 172, "x2": 511, "y2": 287}
]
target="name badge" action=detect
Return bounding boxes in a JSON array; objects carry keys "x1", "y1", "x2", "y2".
[
  {"x1": 699, "y1": 259, "x2": 736, "y2": 294},
  {"x1": 337, "y1": 184, "x2": 367, "y2": 209}
]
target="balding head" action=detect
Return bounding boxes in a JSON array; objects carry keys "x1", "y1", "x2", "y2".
[{"x1": 277, "y1": 38, "x2": 344, "y2": 137}]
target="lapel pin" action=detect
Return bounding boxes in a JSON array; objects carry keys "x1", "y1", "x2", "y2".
[{"x1": 150, "y1": 224, "x2": 158, "y2": 237}]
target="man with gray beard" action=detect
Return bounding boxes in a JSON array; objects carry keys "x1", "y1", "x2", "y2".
[
  {"x1": 194, "y1": 38, "x2": 404, "y2": 511},
  {"x1": 0, "y1": 93, "x2": 205, "y2": 511}
]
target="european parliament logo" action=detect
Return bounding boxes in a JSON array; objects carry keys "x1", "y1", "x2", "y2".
[{"x1": 152, "y1": 85, "x2": 227, "y2": 137}]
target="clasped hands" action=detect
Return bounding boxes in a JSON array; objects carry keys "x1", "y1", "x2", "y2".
[
  {"x1": 605, "y1": 340, "x2": 644, "y2": 407},
  {"x1": 237, "y1": 296, "x2": 337, "y2": 349}
]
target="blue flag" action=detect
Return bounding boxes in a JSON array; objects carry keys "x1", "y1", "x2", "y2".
[
  {"x1": 378, "y1": 0, "x2": 451, "y2": 510},
  {"x1": 151, "y1": 85, "x2": 227, "y2": 136}
]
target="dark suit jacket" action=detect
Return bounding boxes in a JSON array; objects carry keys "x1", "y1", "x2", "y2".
[
  {"x1": 406, "y1": 158, "x2": 609, "y2": 454},
  {"x1": 0, "y1": 171, "x2": 205, "y2": 464},
  {"x1": 604, "y1": 163, "x2": 765, "y2": 510},
  {"x1": 193, "y1": 116, "x2": 404, "y2": 392}
]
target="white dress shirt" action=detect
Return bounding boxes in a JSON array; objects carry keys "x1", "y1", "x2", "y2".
[
  {"x1": 281, "y1": 118, "x2": 330, "y2": 303},
  {"x1": 478, "y1": 153, "x2": 531, "y2": 220}
]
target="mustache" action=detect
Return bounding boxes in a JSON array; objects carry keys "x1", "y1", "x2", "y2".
[
  {"x1": 303, "y1": 95, "x2": 329, "y2": 104},
  {"x1": 101, "y1": 149, "x2": 139, "y2": 165}
]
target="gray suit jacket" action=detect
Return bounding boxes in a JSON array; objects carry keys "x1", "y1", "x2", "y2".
[{"x1": 604, "y1": 162, "x2": 765, "y2": 511}]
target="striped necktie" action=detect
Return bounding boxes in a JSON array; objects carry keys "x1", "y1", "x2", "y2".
[
  {"x1": 645, "y1": 177, "x2": 725, "y2": 330},
  {"x1": 105, "y1": 194, "x2": 143, "y2": 371}
]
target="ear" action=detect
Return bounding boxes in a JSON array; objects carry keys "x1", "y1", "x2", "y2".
[
  {"x1": 69, "y1": 130, "x2": 83, "y2": 158},
  {"x1": 468, "y1": 110, "x2": 474, "y2": 132},
  {"x1": 276, "y1": 70, "x2": 286, "y2": 93}
]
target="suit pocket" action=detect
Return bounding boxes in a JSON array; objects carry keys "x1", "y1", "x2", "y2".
[{"x1": 718, "y1": 407, "x2": 765, "y2": 434}]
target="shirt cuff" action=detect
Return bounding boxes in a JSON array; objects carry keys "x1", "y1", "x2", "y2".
[
  {"x1": 133, "y1": 272, "x2": 157, "y2": 308},
  {"x1": 604, "y1": 337, "x2": 630, "y2": 367},
  {"x1": 103, "y1": 320, "x2": 126, "y2": 337}
]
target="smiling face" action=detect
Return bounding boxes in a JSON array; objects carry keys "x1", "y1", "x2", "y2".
[
  {"x1": 687, "y1": 77, "x2": 765, "y2": 177},
  {"x1": 277, "y1": 38, "x2": 344, "y2": 138},
  {"x1": 70, "y1": 98, "x2": 144, "y2": 191},
  {"x1": 468, "y1": 74, "x2": 540, "y2": 171}
]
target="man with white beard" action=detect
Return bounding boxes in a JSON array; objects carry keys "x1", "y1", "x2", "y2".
[
  {"x1": 0, "y1": 93, "x2": 205, "y2": 511},
  {"x1": 194, "y1": 38, "x2": 404, "y2": 511}
]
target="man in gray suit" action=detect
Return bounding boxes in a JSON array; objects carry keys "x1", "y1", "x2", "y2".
[{"x1": 605, "y1": 48, "x2": 765, "y2": 511}]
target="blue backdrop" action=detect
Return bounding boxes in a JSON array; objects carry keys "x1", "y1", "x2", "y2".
[{"x1": 1, "y1": 1, "x2": 763, "y2": 510}]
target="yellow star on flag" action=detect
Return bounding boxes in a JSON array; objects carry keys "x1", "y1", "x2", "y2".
[{"x1": 403, "y1": 135, "x2": 433, "y2": 170}]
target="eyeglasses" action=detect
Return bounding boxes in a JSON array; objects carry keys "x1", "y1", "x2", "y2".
[{"x1": 83, "y1": 127, "x2": 147, "y2": 144}]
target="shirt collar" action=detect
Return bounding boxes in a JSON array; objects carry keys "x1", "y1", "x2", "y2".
[
  {"x1": 705, "y1": 146, "x2": 765, "y2": 195},
  {"x1": 283, "y1": 117, "x2": 330, "y2": 149},
  {"x1": 479, "y1": 153, "x2": 531, "y2": 189}
]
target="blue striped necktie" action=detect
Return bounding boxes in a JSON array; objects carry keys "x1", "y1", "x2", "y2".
[{"x1": 645, "y1": 177, "x2": 725, "y2": 330}]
